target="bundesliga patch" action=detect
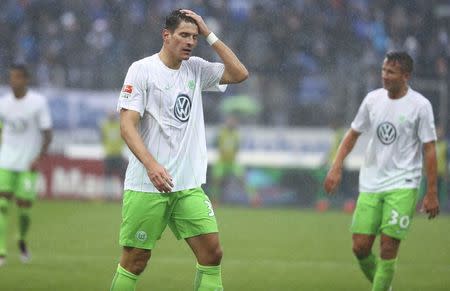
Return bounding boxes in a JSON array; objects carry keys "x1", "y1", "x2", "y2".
[{"x1": 120, "y1": 85, "x2": 133, "y2": 98}]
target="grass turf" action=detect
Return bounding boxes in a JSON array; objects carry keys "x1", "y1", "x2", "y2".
[{"x1": 0, "y1": 200, "x2": 449, "y2": 290}]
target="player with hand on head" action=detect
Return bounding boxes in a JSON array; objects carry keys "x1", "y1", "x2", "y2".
[
  {"x1": 0, "y1": 64, "x2": 53, "y2": 266},
  {"x1": 324, "y1": 51, "x2": 439, "y2": 291},
  {"x1": 109, "y1": 9, "x2": 248, "y2": 291}
]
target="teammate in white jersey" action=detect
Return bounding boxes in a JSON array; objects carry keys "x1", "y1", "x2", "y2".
[
  {"x1": 109, "y1": 9, "x2": 248, "y2": 291},
  {"x1": 324, "y1": 51, "x2": 439, "y2": 291},
  {"x1": 0, "y1": 64, "x2": 53, "y2": 266}
]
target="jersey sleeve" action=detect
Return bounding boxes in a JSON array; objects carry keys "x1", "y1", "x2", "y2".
[
  {"x1": 117, "y1": 62, "x2": 147, "y2": 117},
  {"x1": 38, "y1": 98, "x2": 53, "y2": 130},
  {"x1": 351, "y1": 95, "x2": 370, "y2": 133},
  {"x1": 418, "y1": 100, "x2": 437, "y2": 143},
  {"x1": 192, "y1": 57, "x2": 227, "y2": 92}
]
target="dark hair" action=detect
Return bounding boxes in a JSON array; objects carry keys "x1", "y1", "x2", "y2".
[
  {"x1": 385, "y1": 51, "x2": 414, "y2": 74},
  {"x1": 164, "y1": 9, "x2": 197, "y2": 31},
  {"x1": 10, "y1": 63, "x2": 30, "y2": 78}
]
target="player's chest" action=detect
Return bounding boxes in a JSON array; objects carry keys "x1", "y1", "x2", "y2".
[
  {"x1": 147, "y1": 73, "x2": 199, "y2": 120},
  {"x1": 149, "y1": 70, "x2": 197, "y2": 100},
  {"x1": 369, "y1": 103, "x2": 418, "y2": 143},
  {"x1": 1, "y1": 106, "x2": 38, "y2": 133}
]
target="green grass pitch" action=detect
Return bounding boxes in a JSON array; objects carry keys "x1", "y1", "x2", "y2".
[{"x1": 0, "y1": 200, "x2": 449, "y2": 290}]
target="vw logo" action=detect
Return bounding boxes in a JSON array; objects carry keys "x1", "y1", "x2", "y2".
[
  {"x1": 174, "y1": 94, "x2": 192, "y2": 122},
  {"x1": 377, "y1": 122, "x2": 397, "y2": 145}
]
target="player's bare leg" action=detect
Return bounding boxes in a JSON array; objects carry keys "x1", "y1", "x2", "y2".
[
  {"x1": 119, "y1": 247, "x2": 151, "y2": 275},
  {"x1": 16, "y1": 199, "x2": 32, "y2": 263},
  {"x1": 186, "y1": 233, "x2": 223, "y2": 291},
  {"x1": 110, "y1": 247, "x2": 151, "y2": 291},
  {"x1": 352, "y1": 234, "x2": 377, "y2": 282},
  {"x1": 0, "y1": 193, "x2": 13, "y2": 267}
]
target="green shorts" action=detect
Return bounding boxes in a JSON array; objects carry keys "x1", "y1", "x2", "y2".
[
  {"x1": 119, "y1": 187, "x2": 219, "y2": 250},
  {"x1": 0, "y1": 168, "x2": 38, "y2": 201},
  {"x1": 351, "y1": 188, "x2": 418, "y2": 240}
]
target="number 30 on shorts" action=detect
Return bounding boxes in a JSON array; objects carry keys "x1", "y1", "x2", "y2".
[
  {"x1": 388, "y1": 209, "x2": 410, "y2": 229},
  {"x1": 204, "y1": 200, "x2": 215, "y2": 217}
]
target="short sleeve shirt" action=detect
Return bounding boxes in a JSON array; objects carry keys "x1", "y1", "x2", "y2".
[
  {"x1": 117, "y1": 54, "x2": 225, "y2": 192},
  {"x1": 351, "y1": 87, "x2": 436, "y2": 193}
]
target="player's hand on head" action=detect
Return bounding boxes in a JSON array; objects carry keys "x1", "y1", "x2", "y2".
[
  {"x1": 147, "y1": 162, "x2": 174, "y2": 193},
  {"x1": 323, "y1": 167, "x2": 342, "y2": 195},
  {"x1": 421, "y1": 192, "x2": 440, "y2": 219},
  {"x1": 180, "y1": 9, "x2": 210, "y2": 36}
]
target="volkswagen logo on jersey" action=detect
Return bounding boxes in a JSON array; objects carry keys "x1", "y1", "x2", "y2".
[
  {"x1": 174, "y1": 94, "x2": 192, "y2": 122},
  {"x1": 377, "y1": 122, "x2": 397, "y2": 145}
]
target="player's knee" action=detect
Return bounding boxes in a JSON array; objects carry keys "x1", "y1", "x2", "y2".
[
  {"x1": 210, "y1": 246, "x2": 223, "y2": 265},
  {"x1": 202, "y1": 246, "x2": 223, "y2": 265},
  {"x1": 352, "y1": 242, "x2": 371, "y2": 258},
  {"x1": 121, "y1": 248, "x2": 151, "y2": 275},
  {"x1": 129, "y1": 256, "x2": 150, "y2": 275},
  {"x1": 380, "y1": 240, "x2": 399, "y2": 259}
]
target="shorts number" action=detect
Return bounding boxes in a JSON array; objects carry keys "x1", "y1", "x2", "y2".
[
  {"x1": 388, "y1": 209, "x2": 410, "y2": 229},
  {"x1": 204, "y1": 200, "x2": 215, "y2": 217}
]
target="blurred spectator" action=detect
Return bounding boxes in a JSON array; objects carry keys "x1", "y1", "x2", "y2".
[{"x1": 0, "y1": 0, "x2": 448, "y2": 126}]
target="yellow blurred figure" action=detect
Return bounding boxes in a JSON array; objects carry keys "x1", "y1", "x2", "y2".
[{"x1": 100, "y1": 112, "x2": 125, "y2": 180}]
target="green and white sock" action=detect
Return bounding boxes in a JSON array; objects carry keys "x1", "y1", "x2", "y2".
[
  {"x1": 18, "y1": 207, "x2": 31, "y2": 241},
  {"x1": 110, "y1": 264, "x2": 138, "y2": 291},
  {"x1": 0, "y1": 198, "x2": 10, "y2": 256},
  {"x1": 357, "y1": 253, "x2": 377, "y2": 282},
  {"x1": 372, "y1": 258, "x2": 397, "y2": 291}
]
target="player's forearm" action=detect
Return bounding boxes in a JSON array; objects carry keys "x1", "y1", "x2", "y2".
[
  {"x1": 38, "y1": 129, "x2": 52, "y2": 158},
  {"x1": 331, "y1": 129, "x2": 359, "y2": 170},
  {"x1": 423, "y1": 142, "x2": 438, "y2": 194},
  {"x1": 211, "y1": 40, "x2": 248, "y2": 84}
]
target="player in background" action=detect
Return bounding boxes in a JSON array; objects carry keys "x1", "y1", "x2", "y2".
[
  {"x1": 109, "y1": 9, "x2": 248, "y2": 291},
  {"x1": 324, "y1": 51, "x2": 439, "y2": 291},
  {"x1": 100, "y1": 112, "x2": 126, "y2": 182},
  {"x1": 0, "y1": 64, "x2": 53, "y2": 266},
  {"x1": 211, "y1": 114, "x2": 259, "y2": 207}
]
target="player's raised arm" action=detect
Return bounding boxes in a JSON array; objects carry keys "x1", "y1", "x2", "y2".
[
  {"x1": 180, "y1": 9, "x2": 248, "y2": 84},
  {"x1": 324, "y1": 128, "x2": 361, "y2": 194}
]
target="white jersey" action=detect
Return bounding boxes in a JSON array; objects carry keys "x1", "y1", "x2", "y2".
[
  {"x1": 0, "y1": 90, "x2": 52, "y2": 171},
  {"x1": 351, "y1": 87, "x2": 436, "y2": 193},
  {"x1": 117, "y1": 54, "x2": 226, "y2": 193}
]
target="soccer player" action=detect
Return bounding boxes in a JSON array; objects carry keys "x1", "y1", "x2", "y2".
[
  {"x1": 109, "y1": 9, "x2": 248, "y2": 291},
  {"x1": 0, "y1": 64, "x2": 53, "y2": 266},
  {"x1": 211, "y1": 114, "x2": 243, "y2": 204},
  {"x1": 100, "y1": 112, "x2": 126, "y2": 180},
  {"x1": 324, "y1": 51, "x2": 439, "y2": 291}
]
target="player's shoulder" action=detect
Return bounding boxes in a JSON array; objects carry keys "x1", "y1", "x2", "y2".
[
  {"x1": 366, "y1": 88, "x2": 385, "y2": 99},
  {"x1": 129, "y1": 54, "x2": 158, "y2": 70},
  {"x1": 0, "y1": 94, "x2": 8, "y2": 103},
  {"x1": 0, "y1": 91, "x2": 13, "y2": 101},
  {"x1": 407, "y1": 87, "x2": 431, "y2": 107},
  {"x1": 184, "y1": 56, "x2": 208, "y2": 68},
  {"x1": 27, "y1": 90, "x2": 48, "y2": 102},
  {"x1": 362, "y1": 88, "x2": 385, "y2": 105}
]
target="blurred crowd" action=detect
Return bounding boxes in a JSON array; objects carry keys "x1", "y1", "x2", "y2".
[{"x1": 1, "y1": 0, "x2": 449, "y2": 126}]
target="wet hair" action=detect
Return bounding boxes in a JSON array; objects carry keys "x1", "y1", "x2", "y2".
[
  {"x1": 164, "y1": 9, "x2": 197, "y2": 31},
  {"x1": 10, "y1": 63, "x2": 30, "y2": 78},
  {"x1": 385, "y1": 51, "x2": 414, "y2": 74}
]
